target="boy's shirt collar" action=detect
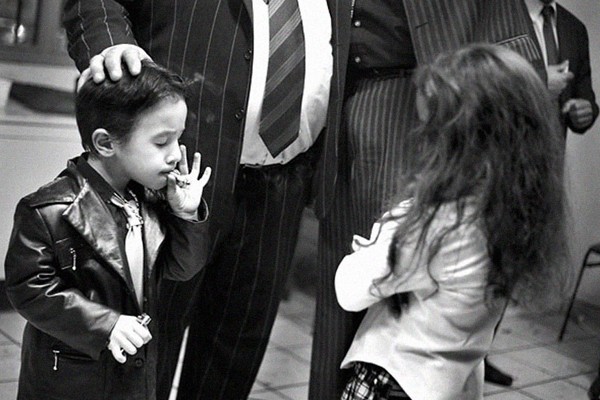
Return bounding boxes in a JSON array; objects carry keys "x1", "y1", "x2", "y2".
[{"x1": 75, "y1": 153, "x2": 135, "y2": 204}]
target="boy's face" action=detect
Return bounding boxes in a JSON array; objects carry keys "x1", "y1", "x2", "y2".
[{"x1": 113, "y1": 97, "x2": 188, "y2": 190}]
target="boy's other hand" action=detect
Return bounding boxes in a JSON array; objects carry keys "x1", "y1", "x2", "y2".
[
  {"x1": 77, "y1": 44, "x2": 152, "y2": 91},
  {"x1": 167, "y1": 145, "x2": 212, "y2": 220},
  {"x1": 107, "y1": 315, "x2": 152, "y2": 364}
]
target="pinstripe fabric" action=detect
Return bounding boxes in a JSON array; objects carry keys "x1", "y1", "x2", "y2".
[
  {"x1": 63, "y1": 1, "x2": 316, "y2": 399},
  {"x1": 313, "y1": 0, "x2": 545, "y2": 220},
  {"x1": 309, "y1": 1, "x2": 546, "y2": 399},
  {"x1": 310, "y1": 76, "x2": 416, "y2": 400},
  {"x1": 176, "y1": 161, "x2": 312, "y2": 400}
]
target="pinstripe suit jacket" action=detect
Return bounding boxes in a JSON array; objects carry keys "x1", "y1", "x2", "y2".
[
  {"x1": 64, "y1": 0, "x2": 254, "y2": 243},
  {"x1": 313, "y1": 0, "x2": 546, "y2": 219}
]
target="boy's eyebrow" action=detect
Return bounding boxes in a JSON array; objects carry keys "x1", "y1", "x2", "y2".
[{"x1": 153, "y1": 129, "x2": 183, "y2": 139}]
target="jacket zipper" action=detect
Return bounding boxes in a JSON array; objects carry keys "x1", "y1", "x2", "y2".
[
  {"x1": 70, "y1": 248, "x2": 77, "y2": 270},
  {"x1": 52, "y1": 349, "x2": 91, "y2": 371},
  {"x1": 52, "y1": 350, "x2": 59, "y2": 370}
]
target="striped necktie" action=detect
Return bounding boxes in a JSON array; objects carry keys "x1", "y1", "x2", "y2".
[
  {"x1": 111, "y1": 192, "x2": 144, "y2": 308},
  {"x1": 259, "y1": 0, "x2": 305, "y2": 157}
]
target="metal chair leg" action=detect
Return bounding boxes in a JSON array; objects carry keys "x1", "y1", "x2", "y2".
[{"x1": 558, "y1": 249, "x2": 592, "y2": 341}]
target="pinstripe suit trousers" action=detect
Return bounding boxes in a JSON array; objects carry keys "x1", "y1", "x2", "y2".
[
  {"x1": 310, "y1": 75, "x2": 416, "y2": 400},
  {"x1": 158, "y1": 152, "x2": 315, "y2": 400}
]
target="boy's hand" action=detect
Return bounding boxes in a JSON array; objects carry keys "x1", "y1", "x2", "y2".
[
  {"x1": 107, "y1": 315, "x2": 152, "y2": 364},
  {"x1": 167, "y1": 145, "x2": 212, "y2": 220}
]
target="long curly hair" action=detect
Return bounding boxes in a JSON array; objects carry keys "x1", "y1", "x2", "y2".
[{"x1": 381, "y1": 44, "x2": 569, "y2": 310}]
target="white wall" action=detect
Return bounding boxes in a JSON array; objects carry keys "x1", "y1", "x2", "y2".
[{"x1": 560, "y1": 0, "x2": 600, "y2": 305}]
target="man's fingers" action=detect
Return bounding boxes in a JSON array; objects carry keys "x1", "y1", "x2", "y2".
[
  {"x1": 76, "y1": 69, "x2": 92, "y2": 92},
  {"x1": 122, "y1": 48, "x2": 149, "y2": 76},
  {"x1": 104, "y1": 50, "x2": 125, "y2": 81},
  {"x1": 89, "y1": 54, "x2": 107, "y2": 83}
]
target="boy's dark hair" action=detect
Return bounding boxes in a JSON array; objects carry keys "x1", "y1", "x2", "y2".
[{"x1": 76, "y1": 60, "x2": 187, "y2": 154}]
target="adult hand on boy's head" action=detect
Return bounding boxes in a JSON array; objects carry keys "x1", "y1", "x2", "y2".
[
  {"x1": 107, "y1": 315, "x2": 152, "y2": 364},
  {"x1": 76, "y1": 44, "x2": 152, "y2": 91},
  {"x1": 167, "y1": 145, "x2": 212, "y2": 221}
]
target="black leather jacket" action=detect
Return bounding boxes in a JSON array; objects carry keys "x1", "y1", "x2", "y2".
[{"x1": 5, "y1": 157, "x2": 209, "y2": 400}]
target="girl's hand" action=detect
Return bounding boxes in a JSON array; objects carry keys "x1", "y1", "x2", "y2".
[
  {"x1": 166, "y1": 145, "x2": 211, "y2": 220},
  {"x1": 107, "y1": 315, "x2": 152, "y2": 364}
]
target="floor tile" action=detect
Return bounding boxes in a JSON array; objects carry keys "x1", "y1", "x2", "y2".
[
  {"x1": 248, "y1": 391, "x2": 289, "y2": 400},
  {"x1": 490, "y1": 327, "x2": 536, "y2": 352},
  {"x1": 0, "y1": 381, "x2": 18, "y2": 400},
  {"x1": 486, "y1": 353, "x2": 555, "y2": 387},
  {"x1": 503, "y1": 347, "x2": 594, "y2": 378},
  {"x1": 0, "y1": 312, "x2": 26, "y2": 344},
  {"x1": 255, "y1": 346, "x2": 310, "y2": 388},
  {"x1": 276, "y1": 383, "x2": 309, "y2": 400},
  {"x1": 498, "y1": 314, "x2": 569, "y2": 345},
  {"x1": 2, "y1": 288, "x2": 600, "y2": 400},
  {"x1": 549, "y1": 336, "x2": 600, "y2": 368},
  {"x1": 521, "y1": 379, "x2": 590, "y2": 399},
  {"x1": 284, "y1": 344, "x2": 312, "y2": 363},
  {"x1": 0, "y1": 343, "x2": 21, "y2": 381},
  {"x1": 0, "y1": 331, "x2": 13, "y2": 346},
  {"x1": 269, "y1": 315, "x2": 313, "y2": 347},
  {"x1": 484, "y1": 390, "x2": 538, "y2": 399},
  {"x1": 566, "y1": 372, "x2": 596, "y2": 391}
]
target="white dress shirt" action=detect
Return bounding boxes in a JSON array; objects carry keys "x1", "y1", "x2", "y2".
[
  {"x1": 524, "y1": 0, "x2": 559, "y2": 67},
  {"x1": 240, "y1": 0, "x2": 332, "y2": 165}
]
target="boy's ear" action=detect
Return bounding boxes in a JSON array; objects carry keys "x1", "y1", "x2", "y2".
[{"x1": 91, "y1": 129, "x2": 116, "y2": 156}]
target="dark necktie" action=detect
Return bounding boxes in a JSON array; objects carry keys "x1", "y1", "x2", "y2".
[
  {"x1": 259, "y1": 0, "x2": 305, "y2": 157},
  {"x1": 111, "y1": 191, "x2": 144, "y2": 307},
  {"x1": 541, "y1": 5, "x2": 559, "y2": 65}
]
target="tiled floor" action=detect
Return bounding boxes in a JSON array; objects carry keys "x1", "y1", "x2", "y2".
[{"x1": 1, "y1": 290, "x2": 600, "y2": 399}]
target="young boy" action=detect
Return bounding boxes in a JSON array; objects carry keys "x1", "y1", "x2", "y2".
[{"x1": 4, "y1": 60, "x2": 211, "y2": 400}]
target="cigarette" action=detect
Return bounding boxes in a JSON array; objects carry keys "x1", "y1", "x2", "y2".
[
  {"x1": 175, "y1": 174, "x2": 190, "y2": 188},
  {"x1": 137, "y1": 313, "x2": 152, "y2": 327}
]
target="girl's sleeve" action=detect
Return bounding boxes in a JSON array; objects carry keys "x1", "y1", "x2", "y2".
[{"x1": 335, "y1": 203, "x2": 436, "y2": 312}]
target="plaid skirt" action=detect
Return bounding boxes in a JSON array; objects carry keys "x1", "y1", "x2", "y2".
[{"x1": 341, "y1": 362, "x2": 411, "y2": 400}]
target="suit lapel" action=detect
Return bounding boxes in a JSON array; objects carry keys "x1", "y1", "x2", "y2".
[
  {"x1": 555, "y1": 5, "x2": 570, "y2": 63},
  {"x1": 62, "y1": 182, "x2": 135, "y2": 293},
  {"x1": 242, "y1": 0, "x2": 253, "y2": 22}
]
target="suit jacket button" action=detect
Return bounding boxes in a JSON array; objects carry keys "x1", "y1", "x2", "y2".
[
  {"x1": 244, "y1": 49, "x2": 252, "y2": 60},
  {"x1": 134, "y1": 358, "x2": 144, "y2": 368}
]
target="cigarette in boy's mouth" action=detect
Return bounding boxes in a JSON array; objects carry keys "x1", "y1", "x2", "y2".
[{"x1": 175, "y1": 174, "x2": 191, "y2": 187}]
